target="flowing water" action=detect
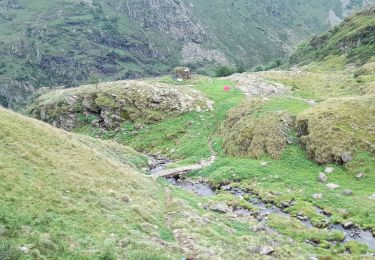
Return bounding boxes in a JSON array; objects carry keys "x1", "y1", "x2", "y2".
[{"x1": 148, "y1": 156, "x2": 375, "y2": 250}]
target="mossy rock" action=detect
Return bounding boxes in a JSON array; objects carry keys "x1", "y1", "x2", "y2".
[
  {"x1": 222, "y1": 99, "x2": 295, "y2": 159},
  {"x1": 297, "y1": 96, "x2": 375, "y2": 164},
  {"x1": 28, "y1": 80, "x2": 213, "y2": 130}
]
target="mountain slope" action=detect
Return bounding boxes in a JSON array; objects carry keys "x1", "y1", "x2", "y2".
[
  {"x1": 289, "y1": 6, "x2": 375, "y2": 66},
  {"x1": 0, "y1": 0, "x2": 374, "y2": 108}
]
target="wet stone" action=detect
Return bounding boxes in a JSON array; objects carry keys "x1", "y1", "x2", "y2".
[{"x1": 343, "y1": 222, "x2": 354, "y2": 229}]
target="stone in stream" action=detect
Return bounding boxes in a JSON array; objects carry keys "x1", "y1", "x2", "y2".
[
  {"x1": 343, "y1": 189, "x2": 353, "y2": 196},
  {"x1": 342, "y1": 222, "x2": 354, "y2": 229},
  {"x1": 318, "y1": 172, "x2": 327, "y2": 183},
  {"x1": 312, "y1": 193, "x2": 323, "y2": 199},
  {"x1": 325, "y1": 167, "x2": 334, "y2": 174},
  {"x1": 326, "y1": 183, "x2": 340, "y2": 190}
]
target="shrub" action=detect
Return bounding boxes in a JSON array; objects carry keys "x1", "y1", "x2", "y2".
[
  {"x1": 214, "y1": 65, "x2": 234, "y2": 77},
  {"x1": 253, "y1": 65, "x2": 264, "y2": 72}
]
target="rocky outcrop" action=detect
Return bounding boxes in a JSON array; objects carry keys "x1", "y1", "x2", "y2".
[
  {"x1": 225, "y1": 73, "x2": 287, "y2": 97},
  {"x1": 222, "y1": 99, "x2": 295, "y2": 159},
  {"x1": 124, "y1": 0, "x2": 207, "y2": 43},
  {"x1": 28, "y1": 80, "x2": 214, "y2": 130},
  {"x1": 297, "y1": 96, "x2": 375, "y2": 164}
]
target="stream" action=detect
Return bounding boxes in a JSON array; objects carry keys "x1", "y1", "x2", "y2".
[{"x1": 148, "y1": 155, "x2": 375, "y2": 251}]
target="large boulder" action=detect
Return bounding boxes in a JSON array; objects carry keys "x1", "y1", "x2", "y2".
[
  {"x1": 222, "y1": 99, "x2": 294, "y2": 159},
  {"x1": 297, "y1": 96, "x2": 375, "y2": 164},
  {"x1": 28, "y1": 80, "x2": 214, "y2": 130}
]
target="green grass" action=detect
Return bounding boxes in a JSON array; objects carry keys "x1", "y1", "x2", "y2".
[
  {"x1": 73, "y1": 73, "x2": 374, "y2": 247},
  {"x1": 1, "y1": 107, "x2": 320, "y2": 259},
  {"x1": 191, "y1": 145, "x2": 375, "y2": 231},
  {"x1": 79, "y1": 78, "x2": 244, "y2": 166}
]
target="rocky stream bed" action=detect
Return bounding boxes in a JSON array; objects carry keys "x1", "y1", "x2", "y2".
[{"x1": 148, "y1": 155, "x2": 375, "y2": 252}]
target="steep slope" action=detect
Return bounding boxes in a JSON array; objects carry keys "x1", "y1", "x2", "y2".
[
  {"x1": 290, "y1": 6, "x2": 375, "y2": 66},
  {"x1": 0, "y1": 0, "x2": 374, "y2": 108}
]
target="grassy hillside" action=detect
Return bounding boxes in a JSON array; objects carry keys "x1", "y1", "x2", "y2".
[
  {"x1": 1, "y1": 0, "x2": 373, "y2": 108},
  {"x1": 289, "y1": 6, "x2": 375, "y2": 66},
  {"x1": 1, "y1": 108, "x2": 322, "y2": 259}
]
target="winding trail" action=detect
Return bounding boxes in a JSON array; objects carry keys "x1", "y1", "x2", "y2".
[{"x1": 152, "y1": 142, "x2": 216, "y2": 178}]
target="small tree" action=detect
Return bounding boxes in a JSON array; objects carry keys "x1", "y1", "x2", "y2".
[{"x1": 88, "y1": 75, "x2": 100, "y2": 87}]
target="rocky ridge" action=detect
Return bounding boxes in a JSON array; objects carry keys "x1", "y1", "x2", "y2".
[{"x1": 28, "y1": 80, "x2": 214, "y2": 130}]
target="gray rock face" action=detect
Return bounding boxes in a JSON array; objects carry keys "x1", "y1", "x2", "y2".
[
  {"x1": 125, "y1": 0, "x2": 206, "y2": 43},
  {"x1": 318, "y1": 172, "x2": 328, "y2": 183}
]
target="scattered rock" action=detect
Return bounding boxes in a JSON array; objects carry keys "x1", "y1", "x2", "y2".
[
  {"x1": 325, "y1": 167, "x2": 334, "y2": 174},
  {"x1": 252, "y1": 224, "x2": 267, "y2": 232},
  {"x1": 259, "y1": 246, "x2": 274, "y2": 255},
  {"x1": 356, "y1": 173, "x2": 365, "y2": 179},
  {"x1": 297, "y1": 214, "x2": 309, "y2": 221},
  {"x1": 369, "y1": 194, "x2": 375, "y2": 200},
  {"x1": 338, "y1": 209, "x2": 350, "y2": 218},
  {"x1": 210, "y1": 203, "x2": 231, "y2": 214},
  {"x1": 341, "y1": 152, "x2": 353, "y2": 163},
  {"x1": 318, "y1": 172, "x2": 327, "y2": 183},
  {"x1": 342, "y1": 222, "x2": 354, "y2": 229},
  {"x1": 173, "y1": 67, "x2": 191, "y2": 80},
  {"x1": 260, "y1": 162, "x2": 268, "y2": 167},
  {"x1": 221, "y1": 185, "x2": 232, "y2": 191},
  {"x1": 343, "y1": 190, "x2": 353, "y2": 196},
  {"x1": 118, "y1": 238, "x2": 131, "y2": 248},
  {"x1": 122, "y1": 195, "x2": 132, "y2": 203},
  {"x1": 312, "y1": 193, "x2": 323, "y2": 199},
  {"x1": 315, "y1": 219, "x2": 330, "y2": 228},
  {"x1": 19, "y1": 246, "x2": 30, "y2": 254},
  {"x1": 309, "y1": 257, "x2": 319, "y2": 260},
  {"x1": 326, "y1": 183, "x2": 340, "y2": 190}
]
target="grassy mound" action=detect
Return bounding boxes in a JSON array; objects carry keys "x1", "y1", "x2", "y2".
[
  {"x1": 297, "y1": 96, "x2": 375, "y2": 164},
  {"x1": 222, "y1": 98, "x2": 307, "y2": 159},
  {"x1": 28, "y1": 80, "x2": 213, "y2": 130}
]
